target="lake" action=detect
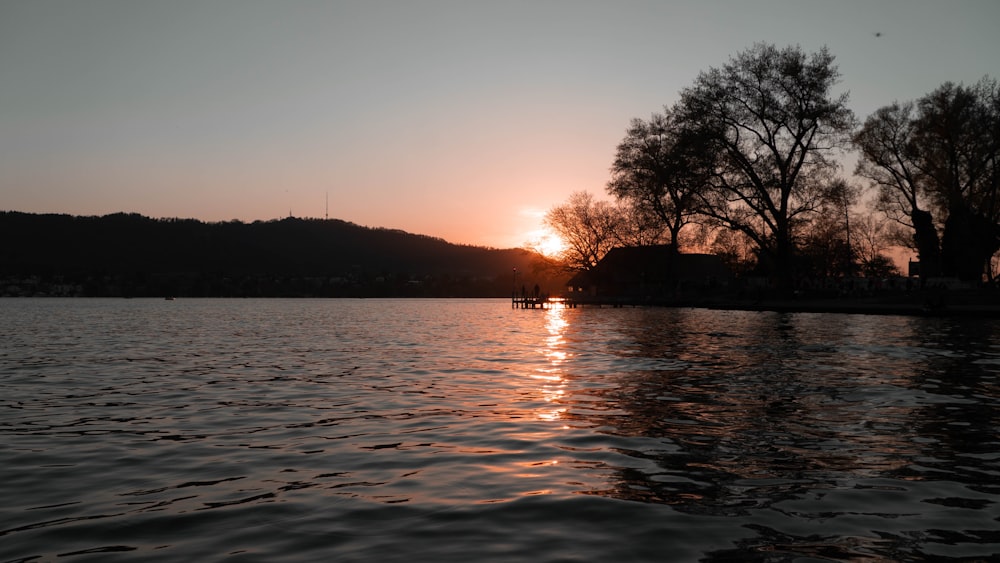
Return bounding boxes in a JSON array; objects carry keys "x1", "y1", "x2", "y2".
[{"x1": 1, "y1": 298, "x2": 998, "y2": 561}]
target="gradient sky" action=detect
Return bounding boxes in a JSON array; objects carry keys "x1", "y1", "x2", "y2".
[{"x1": 2, "y1": 1, "x2": 997, "y2": 249}]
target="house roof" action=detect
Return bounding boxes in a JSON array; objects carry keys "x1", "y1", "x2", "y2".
[{"x1": 568, "y1": 245, "x2": 730, "y2": 288}]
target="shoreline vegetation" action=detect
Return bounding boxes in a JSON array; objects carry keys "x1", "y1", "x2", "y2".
[
  {"x1": 3, "y1": 211, "x2": 997, "y2": 318},
  {"x1": 552, "y1": 47, "x2": 999, "y2": 298},
  {"x1": 5, "y1": 47, "x2": 998, "y2": 318}
]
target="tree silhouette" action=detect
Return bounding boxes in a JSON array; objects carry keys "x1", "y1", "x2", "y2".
[
  {"x1": 850, "y1": 212, "x2": 902, "y2": 278},
  {"x1": 797, "y1": 179, "x2": 860, "y2": 279},
  {"x1": 545, "y1": 191, "x2": 625, "y2": 272},
  {"x1": 853, "y1": 101, "x2": 942, "y2": 278},
  {"x1": 607, "y1": 110, "x2": 711, "y2": 253},
  {"x1": 855, "y1": 77, "x2": 999, "y2": 282},
  {"x1": 676, "y1": 43, "x2": 855, "y2": 286}
]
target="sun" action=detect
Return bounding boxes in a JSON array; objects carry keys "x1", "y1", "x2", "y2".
[{"x1": 529, "y1": 228, "x2": 568, "y2": 258}]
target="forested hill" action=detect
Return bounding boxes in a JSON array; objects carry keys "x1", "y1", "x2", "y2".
[{"x1": 0, "y1": 212, "x2": 564, "y2": 297}]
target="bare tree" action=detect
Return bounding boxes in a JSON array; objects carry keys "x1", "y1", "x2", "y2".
[
  {"x1": 708, "y1": 228, "x2": 757, "y2": 276},
  {"x1": 851, "y1": 212, "x2": 901, "y2": 278},
  {"x1": 799, "y1": 212, "x2": 854, "y2": 279},
  {"x1": 607, "y1": 110, "x2": 711, "y2": 253},
  {"x1": 855, "y1": 77, "x2": 1000, "y2": 282},
  {"x1": 543, "y1": 192, "x2": 626, "y2": 272},
  {"x1": 677, "y1": 43, "x2": 855, "y2": 287},
  {"x1": 917, "y1": 79, "x2": 1000, "y2": 281},
  {"x1": 853, "y1": 101, "x2": 942, "y2": 277},
  {"x1": 797, "y1": 179, "x2": 862, "y2": 278},
  {"x1": 614, "y1": 199, "x2": 669, "y2": 247}
]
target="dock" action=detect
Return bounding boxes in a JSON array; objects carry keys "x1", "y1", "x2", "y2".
[
  {"x1": 510, "y1": 296, "x2": 611, "y2": 309},
  {"x1": 511, "y1": 296, "x2": 556, "y2": 309},
  {"x1": 511, "y1": 295, "x2": 656, "y2": 309}
]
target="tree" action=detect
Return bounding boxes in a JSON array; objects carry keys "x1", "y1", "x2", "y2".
[
  {"x1": 614, "y1": 199, "x2": 670, "y2": 248},
  {"x1": 916, "y1": 79, "x2": 1000, "y2": 281},
  {"x1": 850, "y1": 212, "x2": 901, "y2": 278},
  {"x1": 708, "y1": 228, "x2": 757, "y2": 276},
  {"x1": 798, "y1": 213, "x2": 853, "y2": 280},
  {"x1": 607, "y1": 110, "x2": 711, "y2": 253},
  {"x1": 797, "y1": 179, "x2": 861, "y2": 278},
  {"x1": 855, "y1": 77, "x2": 1000, "y2": 282},
  {"x1": 853, "y1": 101, "x2": 942, "y2": 277},
  {"x1": 676, "y1": 43, "x2": 855, "y2": 287},
  {"x1": 543, "y1": 191, "x2": 649, "y2": 272}
]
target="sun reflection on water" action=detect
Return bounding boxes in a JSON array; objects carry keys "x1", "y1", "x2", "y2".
[{"x1": 532, "y1": 306, "x2": 570, "y2": 422}]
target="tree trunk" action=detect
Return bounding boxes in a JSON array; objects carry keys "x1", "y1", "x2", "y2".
[
  {"x1": 773, "y1": 221, "x2": 795, "y2": 291},
  {"x1": 941, "y1": 206, "x2": 1000, "y2": 282},
  {"x1": 911, "y1": 209, "x2": 942, "y2": 280},
  {"x1": 666, "y1": 227, "x2": 681, "y2": 255}
]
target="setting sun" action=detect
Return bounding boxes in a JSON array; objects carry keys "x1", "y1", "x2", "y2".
[{"x1": 527, "y1": 228, "x2": 568, "y2": 258}]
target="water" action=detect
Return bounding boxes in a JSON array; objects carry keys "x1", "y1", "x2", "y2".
[{"x1": 1, "y1": 298, "x2": 998, "y2": 562}]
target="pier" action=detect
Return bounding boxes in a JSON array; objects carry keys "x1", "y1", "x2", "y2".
[
  {"x1": 511, "y1": 295, "x2": 555, "y2": 309},
  {"x1": 511, "y1": 296, "x2": 603, "y2": 309},
  {"x1": 510, "y1": 295, "x2": 657, "y2": 309}
]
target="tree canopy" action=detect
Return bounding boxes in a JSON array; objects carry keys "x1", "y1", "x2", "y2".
[
  {"x1": 676, "y1": 43, "x2": 856, "y2": 286},
  {"x1": 543, "y1": 191, "x2": 665, "y2": 272},
  {"x1": 552, "y1": 43, "x2": 1000, "y2": 286},
  {"x1": 855, "y1": 77, "x2": 1000, "y2": 282},
  {"x1": 607, "y1": 110, "x2": 711, "y2": 253}
]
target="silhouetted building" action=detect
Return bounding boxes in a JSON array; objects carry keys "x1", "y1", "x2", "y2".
[{"x1": 566, "y1": 245, "x2": 730, "y2": 300}]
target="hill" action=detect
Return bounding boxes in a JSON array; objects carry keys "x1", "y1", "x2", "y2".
[{"x1": 0, "y1": 211, "x2": 566, "y2": 297}]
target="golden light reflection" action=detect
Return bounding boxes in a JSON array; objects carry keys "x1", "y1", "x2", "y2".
[
  {"x1": 531, "y1": 306, "x2": 570, "y2": 422},
  {"x1": 506, "y1": 460, "x2": 564, "y2": 480}
]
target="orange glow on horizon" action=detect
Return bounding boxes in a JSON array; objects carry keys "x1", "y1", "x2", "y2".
[
  {"x1": 523, "y1": 214, "x2": 568, "y2": 257},
  {"x1": 534, "y1": 230, "x2": 568, "y2": 257}
]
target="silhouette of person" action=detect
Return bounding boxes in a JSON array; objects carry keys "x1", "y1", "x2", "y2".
[{"x1": 533, "y1": 284, "x2": 540, "y2": 298}]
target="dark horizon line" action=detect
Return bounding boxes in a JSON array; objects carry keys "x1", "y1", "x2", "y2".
[{"x1": 0, "y1": 209, "x2": 524, "y2": 252}]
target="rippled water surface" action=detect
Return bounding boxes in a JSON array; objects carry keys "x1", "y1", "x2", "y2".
[{"x1": 2, "y1": 298, "x2": 998, "y2": 561}]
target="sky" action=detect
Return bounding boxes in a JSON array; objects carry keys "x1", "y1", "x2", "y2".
[{"x1": 1, "y1": 1, "x2": 998, "y2": 249}]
